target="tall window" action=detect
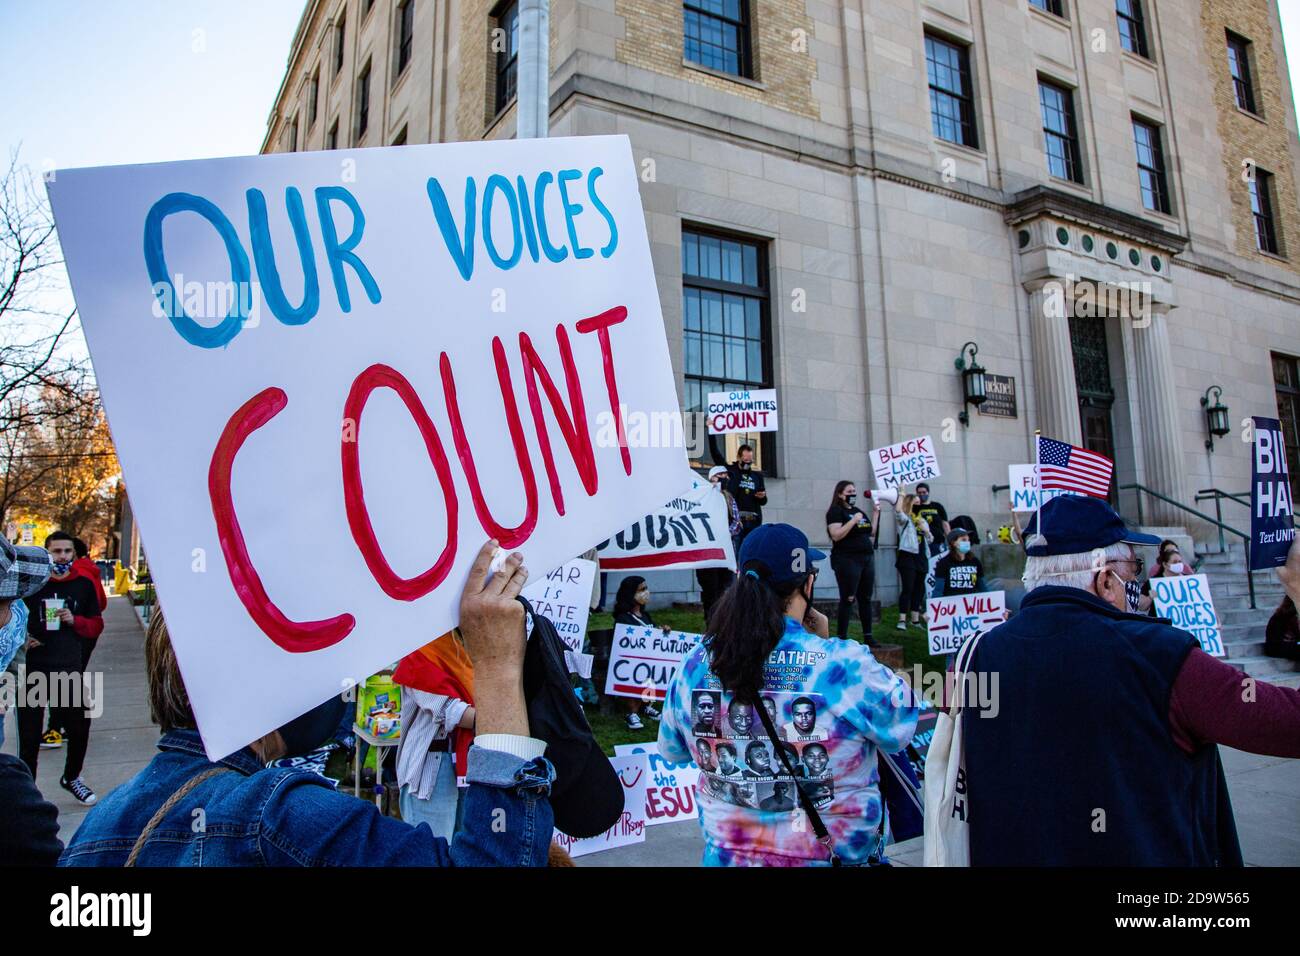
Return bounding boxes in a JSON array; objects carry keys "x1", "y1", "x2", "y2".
[
  {"x1": 1227, "y1": 32, "x2": 1258, "y2": 114},
  {"x1": 925, "y1": 34, "x2": 978, "y2": 149},
  {"x1": 392, "y1": 125, "x2": 408, "y2": 146},
  {"x1": 1132, "y1": 117, "x2": 1169, "y2": 214},
  {"x1": 1274, "y1": 352, "x2": 1300, "y2": 498},
  {"x1": 333, "y1": 13, "x2": 346, "y2": 79},
  {"x1": 395, "y1": 0, "x2": 414, "y2": 81},
  {"x1": 493, "y1": 1, "x2": 519, "y2": 115},
  {"x1": 288, "y1": 116, "x2": 299, "y2": 153},
  {"x1": 684, "y1": 0, "x2": 752, "y2": 78},
  {"x1": 307, "y1": 69, "x2": 320, "y2": 126},
  {"x1": 327, "y1": 118, "x2": 339, "y2": 150},
  {"x1": 1039, "y1": 79, "x2": 1083, "y2": 184},
  {"x1": 1250, "y1": 168, "x2": 1281, "y2": 255},
  {"x1": 1116, "y1": 0, "x2": 1148, "y2": 58},
  {"x1": 1030, "y1": 0, "x2": 1065, "y2": 16},
  {"x1": 356, "y1": 60, "x2": 371, "y2": 141},
  {"x1": 682, "y1": 228, "x2": 772, "y2": 469}
]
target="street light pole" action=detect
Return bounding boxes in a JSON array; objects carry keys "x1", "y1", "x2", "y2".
[{"x1": 516, "y1": 0, "x2": 550, "y2": 139}]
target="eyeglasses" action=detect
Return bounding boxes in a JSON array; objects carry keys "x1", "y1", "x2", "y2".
[{"x1": 1104, "y1": 557, "x2": 1143, "y2": 580}]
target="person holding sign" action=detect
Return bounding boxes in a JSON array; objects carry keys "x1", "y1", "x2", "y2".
[
  {"x1": 60, "y1": 541, "x2": 558, "y2": 868},
  {"x1": 613, "y1": 576, "x2": 670, "y2": 730},
  {"x1": 892, "y1": 493, "x2": 933, "y2": 630},
  {"x1": 726, "y1": 445, "x2": 767, "y2": 544},
  {"x1": 696, "y1": 465, "x2": 742, "y2": 622},
  {"x1": 825, "y1": 481, "x2": 879, "y2": 646},
  {"x1": 962, "y1": 497, "x2": 1300, "y2": 866},
  {"x1": 657, "y1": 524, "x2": 917, "y2": 867},
  {"x1": 913, "y1": 484, "x2": 950, "y2": 558}
]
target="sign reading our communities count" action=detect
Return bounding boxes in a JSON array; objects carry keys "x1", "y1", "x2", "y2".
[{"x1": 706, "y1": 388, "x2": 778, "y2": 435}]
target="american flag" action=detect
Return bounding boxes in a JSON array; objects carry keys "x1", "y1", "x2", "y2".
[{"x1": 1037, "y1": 436, "x2": 1114, "y2": 498}]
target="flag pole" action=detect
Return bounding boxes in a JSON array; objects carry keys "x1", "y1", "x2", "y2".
[{"x1": 1028, "y1": 428, "x2": 1046, "y2": 549}]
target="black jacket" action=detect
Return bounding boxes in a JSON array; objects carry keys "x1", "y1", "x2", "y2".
[{"x1": 0, "y1": 753, "x2": 63, "y2": 865}]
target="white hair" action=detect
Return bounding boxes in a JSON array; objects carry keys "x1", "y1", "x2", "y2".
[{"x1": 1023, "y1": 542, "x2": 1134, "y2": 592}]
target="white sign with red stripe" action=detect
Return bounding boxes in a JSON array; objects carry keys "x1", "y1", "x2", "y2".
[
  {"x1": 926, "y1": 590, "x2": 1006, "y2": 656},
  {"x1": 605, "y1": 624, "x2": 702, "y2": 700},
  {"x1": 595, "y1": 469, "x2": 736, "y2": 570}
]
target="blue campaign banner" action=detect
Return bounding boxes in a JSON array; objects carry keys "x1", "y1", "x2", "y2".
[{"x1": 1250, "y1": 416, "x2": 1296, "y2": 570}]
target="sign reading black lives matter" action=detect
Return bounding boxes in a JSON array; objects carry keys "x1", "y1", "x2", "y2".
[
  {"x1": 1250, "y1": 415, "x2": 1295, "y2": 570},
  {"x1": 978, "y1": 374, "x2": 1017, "y2": 418}
]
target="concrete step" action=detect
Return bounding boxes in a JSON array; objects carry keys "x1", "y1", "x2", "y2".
[
  {"x1": 1218, "y1": 607, "x2": 1273, "y2": 626},
  {"x1": 1223, "y1": 639, "x2": 1267, "y2": 657},
  {"x1": 1222, "y1": 655, "x2": 1300, "y2": 678}
]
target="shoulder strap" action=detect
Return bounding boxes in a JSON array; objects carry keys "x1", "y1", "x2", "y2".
[
  {"x1": 947, "y1": 629, "x2": 988, "y2": 717},
  {"x1": 125, "y1": 766, "x2": 233, "y2": 867},
  {"x1": 754, "y1": 697, "x2": 841, "y2": 867}
]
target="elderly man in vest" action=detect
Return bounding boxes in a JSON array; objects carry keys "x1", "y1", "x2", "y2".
[{"x1": 965, "y1": 495, "x2": 1300, "y2": 866}]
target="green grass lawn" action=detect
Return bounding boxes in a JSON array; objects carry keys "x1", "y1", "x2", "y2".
[{"x1": 583, "y1": 603, "x2": 944, "y2": 755}]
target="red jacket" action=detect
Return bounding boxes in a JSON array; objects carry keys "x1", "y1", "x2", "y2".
[{"x1": 72, "y1": 557, "x2": 108, "y2": 612}]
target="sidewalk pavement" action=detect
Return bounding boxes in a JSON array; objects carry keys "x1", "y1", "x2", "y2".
[
  {"x1": 1, "y1": 595, "x2": 156, "y2": 843},
  {"x1": 5, "y1": 596, "x2": 1297, "y2": 864}
]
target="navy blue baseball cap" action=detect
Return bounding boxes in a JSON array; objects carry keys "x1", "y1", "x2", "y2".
[
  {"x1": 738, "y1": 523, "x2": 826, "y2": 584},
  {"x1": 1023, "y1": 495, "x2": 1161, "y2": 556}
]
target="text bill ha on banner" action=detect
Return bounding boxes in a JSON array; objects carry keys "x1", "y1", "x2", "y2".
[
  {"x1": 47, "y1": 135, "x2": 688, "y2": 759},
  {"x1": 1250, "y1": 415, "x2": 1295, "y2": 571},
  {"x1": 926, "y1": 590, "x2": 1005, "y2": 656},
  {"x1": 553, "y1": 753, "x2": 649, "y2": 857},
  {"x1": 706, "y1": 388, "x2": 778, "y2": 435},
  {"x1": 596, "y1": 468, "x2": 736, "y2": 571},
  {"x1": 1149, "y1": 574, "x2": 1224, "y2": 657},
  {"x1": 870, "y1": 435, "x2": 940, "y2": 491},
  {"x1": 605, "y1": 624, "x2": 702, "y2": 701}
]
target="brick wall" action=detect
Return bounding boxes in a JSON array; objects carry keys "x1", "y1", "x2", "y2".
[
  {"x1": 1200, "y1": 0, "x2": 1300, "y2": 272},
  {"x1": 614, "y1": 0, "x2": 818, "y2": 120}
]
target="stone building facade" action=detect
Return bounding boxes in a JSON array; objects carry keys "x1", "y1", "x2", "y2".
[{"x1": 262, "y1": 0, "x2": 1300, "y2": 597}]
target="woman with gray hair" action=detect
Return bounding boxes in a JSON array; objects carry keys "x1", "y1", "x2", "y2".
[{"x1": 961, "y1": 495, "x2": 1300, "y2": 866}]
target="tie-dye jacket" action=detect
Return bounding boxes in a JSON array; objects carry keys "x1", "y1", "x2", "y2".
[{"x1": 658, "y1": 616, "x2": 918, "y2": 866}]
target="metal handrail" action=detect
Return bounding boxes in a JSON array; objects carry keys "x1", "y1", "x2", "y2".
[
  {"x1": 1120, "y1": 483, "x2": 1255, "y2": 610},
  {"x1": 990, "y1": 481, "x2": 1257, "y2": 609},
  {"x1": 1194, "y1": 488, "x2": 1252, "y2": 553}
]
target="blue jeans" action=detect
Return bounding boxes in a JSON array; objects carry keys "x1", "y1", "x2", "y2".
[{"x1": 399, "y1": 754, "x2": 461, "y2": 840}]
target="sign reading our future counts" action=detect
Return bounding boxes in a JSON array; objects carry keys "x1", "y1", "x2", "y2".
[{"x1": 47, "y1": 136, "x2": 688, "y2": 759}]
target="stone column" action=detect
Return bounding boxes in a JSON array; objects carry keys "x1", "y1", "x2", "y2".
[
  {"x1": 1131, "y1": 306, "x2": 1188, "y2": 525},
  {"x1": 1026, "y1": 281, "x2": 1082, "y2": 446}
]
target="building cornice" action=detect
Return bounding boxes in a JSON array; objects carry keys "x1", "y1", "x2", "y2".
[{"x1": 1003, "y1": 186, "x2": 1189, "y2": 256}]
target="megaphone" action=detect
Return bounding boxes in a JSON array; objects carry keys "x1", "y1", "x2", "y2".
[{"x1": 869, "y1": 488, "x2": 899, "y2": 506}]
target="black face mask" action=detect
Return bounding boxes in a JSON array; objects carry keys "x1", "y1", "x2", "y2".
[
  {"x1": 277, "y1": 694, "x2": 348, "y2": 758},
  {"x1": 845, "y1": 494, "x2": 857, "y2": 506},
  {"x1": 739, "y1": 461, "x2": 751, "y2": 471}
]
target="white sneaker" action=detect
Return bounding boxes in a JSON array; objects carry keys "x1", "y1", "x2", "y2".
[
  {"x1": 626, "y1": 713, "x2": 644, "y2": 730},
  {"x1": 643, "y1": 704, "x2": 661, "y2": 721},
  {"x1": 895, "y1": 620, "x2": 907, "y2": 631}
]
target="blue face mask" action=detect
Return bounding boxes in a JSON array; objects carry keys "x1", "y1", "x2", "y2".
[
  {"x1": 0, "y1": 600, "x2": 29, "y2": 672},
  {"x1": 956, "y1": 540, "x2": 971, "y2": 555}
]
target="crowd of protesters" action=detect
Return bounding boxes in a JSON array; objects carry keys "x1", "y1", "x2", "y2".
[{"x1": 5, "y1": 451, "x2": 1300, "y2": 870}]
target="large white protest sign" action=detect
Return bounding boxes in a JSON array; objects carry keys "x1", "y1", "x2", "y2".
[
  {"x1": 605, "y1": 624, "x2": 701, "y2": 701},
  {"x1": 596, "y1": 468, "x2": 736, "y2": 570},
  {"x1": 614, "y1": 742, "x2": 701, "y2": 826},
  {"x1": 1150, "y1": 574, "x2": 1225, "y2": 657},
  {"x1": 926, "y1": 590, "x2": 1006, "y2": 656},
  {"x1": 870, "y1": 435, "x2": 940, "y2": 491},
  {"x1": 1007, "y1": 464, "x2": 1081, "y2": 512},
  {"x1": 553, "y1": 753, "x2": 649, "y2": 857},
  {"x1": 48, "y1": 136, "x2": 686, "y2": 758},
  {"x1": 706, "y1": 388, "x2": 778, "y2": 435}
]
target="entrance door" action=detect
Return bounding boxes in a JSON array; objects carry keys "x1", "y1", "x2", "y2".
[{"x1": 1070, "y1": 314, "x2": 1119, "y2": 503}]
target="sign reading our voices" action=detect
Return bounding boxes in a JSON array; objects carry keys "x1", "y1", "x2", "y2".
[
  {"x1": 706, "y1": 388, "x2": 778, "y2": 435},
  {"x1": 1149, "y1": 574, "x2": 1225, "y2": 657},
  {"x1": 48, "y1": 136, "x2": 687, "y2": 759},
  {"x1": 870, "y1": 435, "x2": 940, "y2": 491},
  {"x1": 926, "y1": 590, "x2": 1006, "y2": 656}
]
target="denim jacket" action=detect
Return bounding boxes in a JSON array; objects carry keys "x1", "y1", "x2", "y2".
[{"x1": 59, "y1": 729, "x2": 554, "y2": 866}]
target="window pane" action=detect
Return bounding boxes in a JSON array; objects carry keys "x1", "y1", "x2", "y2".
[
  {"x1": 703, "y1": 290, "x2": 723, "y2": 333},
  {"x1": 745, "y1": 296, "x2": 760, "y2": 338},
  {"x1": 724, "y1": 294, "x2": 745, "y2": 338},
  {"x1": 683, "y1": 233, "x2": 698, "y2": 276},
  {"x1": 742, "y1": 244, "x2": 758, "y2": 286}
]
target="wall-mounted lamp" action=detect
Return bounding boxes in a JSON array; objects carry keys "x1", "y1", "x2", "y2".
[
  {"x1": 1200, "y1": 385, "x2": 1230, "y2": 452},
  {"x1": 954, "y1": 341, "x2": 987, "y2": 426}
]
